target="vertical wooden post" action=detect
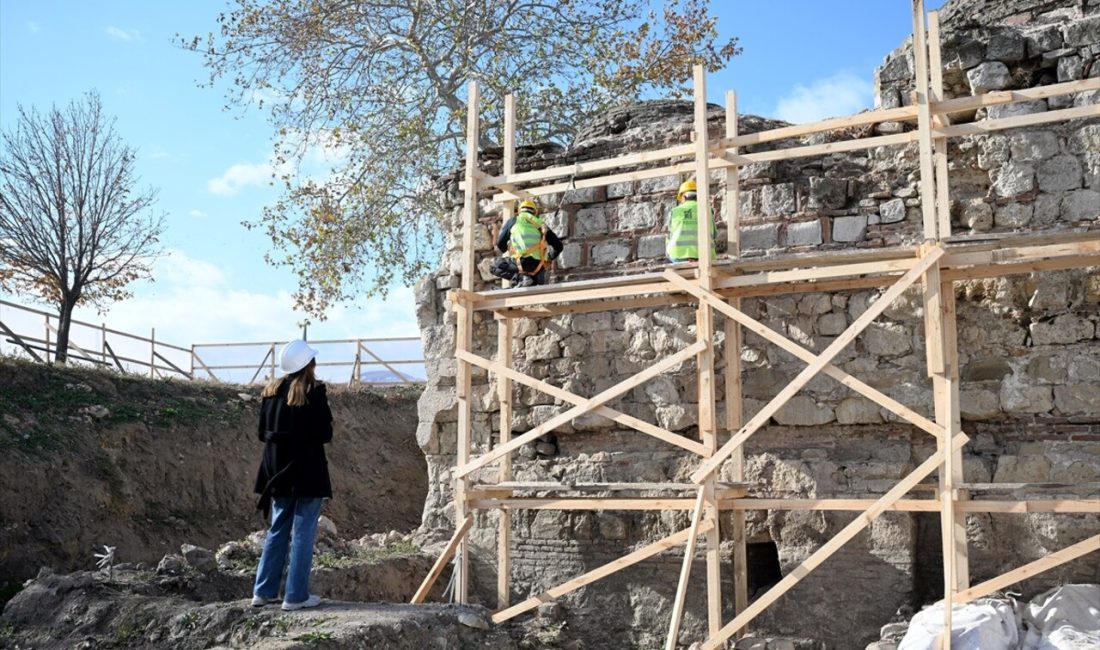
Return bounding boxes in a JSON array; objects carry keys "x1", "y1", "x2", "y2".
[
  {"x1": 270, "y1": 343, "x2": 277, "y2": 380},
  {"x1": 454, "y1": 79, "x2": 481, "y2": 604},
  {"x1": 497, "y1": 92, "x2": 517, "y2": 609},
  {"x1": 912, "y1": 0, "x2": 939, "y2": 240},
  {"x1": 45, "y1": 315, "x2": 51, "y2": 362},
  {"x1": 928, "y1": 10, "x2": 952, "y2": 239},
  {"x1": 921, "y1": 244, "x2": 966, "y2": 650},
  {"x1": 725, "y1": 89, "x2": 749, "y2": 625},
  {"x1": 150, "y1": 328, "x2": 156, "y2": 377},
  {"x1": 692, "y1": 63, "x2": 723, "y2": 637},
  {"x1": 353, "y1": 340, "x2": 362, "y2": 386},
  {"x1": 189, "y1": 343, "x2": 195, "y2": 380},
  {"x1": 101, "y1": 322, "x2": 108, "y2": 365}
]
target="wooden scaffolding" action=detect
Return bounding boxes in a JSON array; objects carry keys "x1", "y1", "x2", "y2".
[{"x1": 414, "y1": 3, "x2": 1100, "y2": 648}]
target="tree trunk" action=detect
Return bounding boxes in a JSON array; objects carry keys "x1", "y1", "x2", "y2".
[{"x1": 54, "y1": 299, "x2": 76, "y2": 364}]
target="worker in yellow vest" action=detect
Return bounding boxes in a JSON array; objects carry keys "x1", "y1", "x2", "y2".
[
  {"x1": 667, "y1": 179, "x2": 716, "y2": 262},
  {"x1": 492, "y1": 198, "x2": 564, "y2": 287}
]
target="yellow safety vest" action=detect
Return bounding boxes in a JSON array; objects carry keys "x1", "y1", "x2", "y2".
[
  {"x1": 509, "y1": 212, "x2": 548, "y2": 261},
  {"x1": 667, "y1": 201, "x2": 716, "y2": 260}
]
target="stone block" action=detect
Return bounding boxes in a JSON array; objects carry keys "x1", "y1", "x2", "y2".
[
  {"x1": 561, "y1": 186, "x2": 600, "y2": 205},
  {"x1": 1027, "y1": 354, "x2": 1068, "y2": 383},
  {"x1": 1084, "y1": 153, "x2": 1100, "y2": 189},
  {"x1": 774, "y1": 395, "x2": 835, "y2": 426},
  {"x1": 959, "y1": 389, "x2": 1001, "y2": 421},
  {"x1": 525, "y1": 331, "x2": 562, "y2": 359},
  {"x1": 558, "y1": 241, "x2": 582, "y2": 269},
  {"x1": 967, "y1": 61, "x2": 1012, "y2": 93},
  {"x1": 962, "y1": 358, "x2": 1013, "y2": 382},
  {"x1": 1009, "y1": 131, "x2": 1059, "y2": 162},
  {"x1": 993, "y1": 448, "x2": 1051, "y2": 483},
  {"x1": 999, "y1": 378, "x2": 1053, "y2": 414},
  {"x1": 987, "y1": 31, "x2": 1025, "y2": 62},
  {"x1": 590, "y1": 240, "x2": 630, "y2": 265},
  {"x1": 1060, "y1": 189, "x2": 1099, "y2": 222},
  {"x1": 530, "y1": 510, "x2": 568, "y2": 538},
  {"x1": 574, "y1": 207, "x2": 608, "y2": 235},
  {"x1": 638, "y1": 174, "x2": 681, "y2": 195},
  {"x1": 786, "y1": 220, "x2": 822, "y2": 247},
  {"x1": 1026, "y1": 25, "x2": 1063, "y2": 57},
  {"x1": 817, "y1": 312, "x2": 847, "y2": 336},
  {"x1": 656, "y1": 404, "x2": 696, "y2": 431},
  {"x1": 960, "y1": 198, "x2": 994, "y2": 231},
  {"x1": 637, "y1": 234, "x2": 666, "y2": 259},
  {"x1": 597, "y1": 513, "x2": 627, "y2": 540},
  {"x1": 607, "y1": 181, "x2": 633, "y2": 199},
  {"x1": 761, "y1": 183, "x2": 797, "y2": 215},
  {"x1": 977, "y1": 135, "x2": 1010, "y2": 170},
  {"x1": 879, "y1": 198, "x2": 907, "y2": 224},
  {"x1": 836, "y1": 397, "x2": 882, "y2": 424},
  {"x1": 832, "y1": 215, "x2": 867, "y2": 243},
  {"x1": 987, "y1": 100, "x2": 1047, "y2": 120},
  {"x1": 1069, "y1": 354, "x2": 1100, "y2": 382},
  {"x1": 864, "y1": 323, "x2": 912, "y2": 357},
  {"x1": 1069, "y1": 125, "x2": 1100, "y2": 155},
  {"x1": 741, "y1": 223, "x2": 780, "y2": 251},
  {"x1": 994, "y1": 202, "x2": 1033, "y2": 228},
  {"x1": 644, "y1": 376, "x2": 679, "y2": 407},
  {"x1": 1038, "y1": 154, "x2": 1082, "y2": 192},
  {"x1": 808, "y1": 177, "x2": 847, "y2": 210},
  {"x1": 1033, "y1": 193, "x2": 1062, "y2": 225},
  {"x1": 992, "y1": 162, "x2": 1035, "y2": 198},
  {"x1": 1063, "y1": 15, "x2": 1100, "y2": 47},
  {"x1": 1057, "y1": 55, "x2": 1085, "y2": 82},
  {"x1": 615, "y1": 201, "x2": 661, "y2": 230},
  {"x1": 572, "y1": 312, "x2": 612, "y2": 334},
  {"x1": 1030, "y1": 314, "x2": 1095, "y2": 345},
  {"x1": 798, "y1": 293, "x2": 832, "y2": 316},
  {"x1": 878, "y1": 52, "x2": 912, "y2": 82}
]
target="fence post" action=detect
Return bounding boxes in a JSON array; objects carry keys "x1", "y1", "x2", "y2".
[
  {"x1": 270, "y1": 343, "x2": 276, "y2": 380},
  {"x1": 354, "y1": 339, "x2": 362, "y2": 386},
  {"x1": 45, "y1": 314, "x2": 51, "y2": 363},
  {"x1": 101, "y1": 322, "x2": 107, "y2": 365},
  {"x1": 190, "y1": 344, "x2": 196, "y2": 380},
  {"x1": 150, "y1": 328, "x2": 156, "y2": 378}
]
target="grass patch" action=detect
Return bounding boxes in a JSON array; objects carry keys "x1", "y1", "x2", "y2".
[
  {"x1": 362, "y1": 539, "x2": 419, "y2": 563},
  {"x1": 294, "y1": 631, "x2": 334, "y2": 643}
]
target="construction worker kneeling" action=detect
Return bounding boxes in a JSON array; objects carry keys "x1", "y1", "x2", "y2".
[
  {"x1": 491, "y1": 198, "x2": 564, "y2": 287},
  {"x1": 667, "y1": 179, "x2": 717, "y2": 263}
]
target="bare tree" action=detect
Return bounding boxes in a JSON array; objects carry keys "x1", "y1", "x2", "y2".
[{"x1": 0, "y1": 91, "x2": 164, "y2": 363}]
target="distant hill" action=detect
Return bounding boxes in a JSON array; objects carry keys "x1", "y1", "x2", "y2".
[{"x1": 360, "y1": 369, "x2": 424, "y2": 384}]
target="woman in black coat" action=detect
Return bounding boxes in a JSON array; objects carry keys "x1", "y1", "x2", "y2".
[{"x1": 251, "y1": 339, "x2": 333, "y2": 611}]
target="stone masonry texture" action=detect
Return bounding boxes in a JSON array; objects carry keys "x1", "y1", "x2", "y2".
[{"x1": 414, "y1": 1, "x2": 1099, "y2": 647}]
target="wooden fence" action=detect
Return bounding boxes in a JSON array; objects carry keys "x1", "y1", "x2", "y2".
[{"x1": 0, "y1": 298, "x2": 424, "y2": 386}]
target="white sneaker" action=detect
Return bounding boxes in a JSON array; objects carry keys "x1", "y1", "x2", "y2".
[
  {"x1": 251, "y1": 595, "x2": 279, "y2": 607},
  {"x1": 281, "y1": 594, "x2": 322, "y2": 611}
]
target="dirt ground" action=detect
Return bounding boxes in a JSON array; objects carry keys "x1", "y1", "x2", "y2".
[{"x1": 0, "y1": 358, "x2": 426, "y2": 584}]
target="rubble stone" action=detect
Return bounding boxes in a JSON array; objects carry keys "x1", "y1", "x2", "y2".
[{"x1": 966, "y1": 61, "x2": 1012, "y2": 93}]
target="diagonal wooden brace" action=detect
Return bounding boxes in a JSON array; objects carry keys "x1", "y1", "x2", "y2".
[
  {"x1": 458, "y1": 350, "x2": 707, "y2": 456},
  {"x1": 700, "y1": 432, "x2": 969, "y2": 650},
  {"x1": 411, "y1": 514, "x2": 474, "y2": 604},
  {"x1": 662, "y1": 270, "x2": 945, "y2": 440},
  {"x1": 492, "y1": 518, "x2": 715, "y2": 624},
  {"x1": 456, "y1": 340, "x2": 706, "y2": 479},
  {"x1": 955, "y1": 534, "x2": 1099, "y2": 604},
  {"x1": 690, "y1": 246, "x2": 945, "y2": 484}
]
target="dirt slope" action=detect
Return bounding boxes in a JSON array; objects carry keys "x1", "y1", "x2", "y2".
[{"x1": 0, "y1": 358, "x2": 426, "y2": 583}]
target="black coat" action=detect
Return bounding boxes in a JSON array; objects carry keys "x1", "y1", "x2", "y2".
[{"x1": 253, "y1": 380, "x2": 334, "y2": 510}]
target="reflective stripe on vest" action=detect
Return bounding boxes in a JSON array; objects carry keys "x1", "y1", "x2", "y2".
[
  {"x1": 666, "y1": 201, "x2": 716, "y2": 260},
  {"x1": 510, "y1": 212, "x2": 547, "y2": 260}
]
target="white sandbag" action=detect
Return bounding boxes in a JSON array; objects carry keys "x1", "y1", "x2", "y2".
[
  {"x1": 898, "y1": 598, "x2": 1020, "y2": 650},
  {"x1": 1021, "y1": 584, "x2": 1100, "y2": 650}
]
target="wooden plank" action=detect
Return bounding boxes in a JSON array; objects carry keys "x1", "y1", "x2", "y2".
[
  {"x1": 497, "y1": 316, "x2": 513, "y2": 609},
  {"x1": 937, "y1": 103, "x2": 1100, "y2": 137},
  {"x1": 492, "y1": 520, "x2": 714, "y2": 623},
  {"x1": 473, "y1": 481, "x2": 746, "y2": 492},
  {"x1": 699, "y1": 434, "x2": 968, "y2": 650},
  {"x1": 934, "y1": 77, "x2": 1100, "y2": 116},
  {"x1": 691, "y1": 246, "x2": 946, "y2": 484},
  {"x1": 959, "y1": 482, "x2": 1100, "y2": 492},
  {"x1": 469, "y1": 498, "x2": 739, "y2": 511},
  {"x1": 0, "y1": 319, "x2": 45, "y2": 363},
  {"x1": 940, "y1": 276, "x2": 970, "y2": 591},
  {"x1": 665, "y1": 270, "x2": 946, "y2": 440},
  {"x1": 726, "y1": 88, "x2": 749, "y2": 624},
  {"x1": 722, "y1": 498, "x2": 1100, "y2": 513},
  {"x1": 454, "y1": 78, "x2": 480, "y2": 605},
  {"x1": 456, "y1": 341, "x2": 707, "y2": 479},
  {"x1": 458, "y1": 350, "x2": 707, "y2": 456},
  {"x1": 666, "y1": 489, "x2": 708, "y2": 650},
  {"x1": 928, "y1": 10, "x2": 952, "y2": 238},
  {"x1": 410, "y1": 515, "x2": 474, "y2": 604},
  {"x1": 955, "y1": 535, "x2": 1100, "y2": 604},
  {"x1": 912, "y1": 0, "x2": 938, "y2": 240}
]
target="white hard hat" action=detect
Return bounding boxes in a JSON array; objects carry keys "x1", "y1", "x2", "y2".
[{"x1": 279, "y1": 339, "x2": 318, "y2": 374}]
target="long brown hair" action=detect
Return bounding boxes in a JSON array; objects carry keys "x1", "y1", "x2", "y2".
[{"x1": 261, "y1": 359, "x2": 317, "y2": 406}]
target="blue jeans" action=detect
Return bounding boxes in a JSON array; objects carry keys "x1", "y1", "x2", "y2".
[{"x1": 253, "y1": 497, "x2": 323, "y2": 604}]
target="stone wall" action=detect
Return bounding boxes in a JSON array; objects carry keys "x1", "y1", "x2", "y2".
[{"x1": 414, "y1": 0, "x2": 1099, "y2": 647}]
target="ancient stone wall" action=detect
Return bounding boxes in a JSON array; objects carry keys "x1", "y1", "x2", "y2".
[{"x1": 414, "y1": 1, "x2": 1099, "y2": 647}]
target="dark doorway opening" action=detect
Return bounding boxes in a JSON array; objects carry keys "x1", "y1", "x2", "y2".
[{"x1": 747, "y1": 541, "x2": 784, "y2": 599}]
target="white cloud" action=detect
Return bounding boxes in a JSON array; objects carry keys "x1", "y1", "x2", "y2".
[
  {"x1": 772, "y1": 70, "x2": 873, "y2": 124},
  {"x1": 27, "y1": 21, "x2": 40, "y2": 33},
  {"x1": 148, "y1": 150, "x2": 171, "y2": 160},
  {"x1": 105, "y1": 25, "x2": 143, "y2": 42},
  {"x1": 188, "y1": 209, "x2": 208, "y2": 219},
  {"x1": 207, "y1": 161, "x2": 275, "y2": 195}
]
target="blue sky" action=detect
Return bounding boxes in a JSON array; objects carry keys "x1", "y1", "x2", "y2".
[{"x1": 0, "y1": 0, "x2": 945, "y2": 373}]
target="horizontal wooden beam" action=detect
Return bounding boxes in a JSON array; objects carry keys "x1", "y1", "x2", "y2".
[
  {"x1": 492, "y1": 520, "x2": 714, "y2": 623},
  {"x1": 725, "y1": 498, "x2": 1100, "y2": 513},
  {"x1": 469, "y1": 498, "x2": 741, "y2": 510}
]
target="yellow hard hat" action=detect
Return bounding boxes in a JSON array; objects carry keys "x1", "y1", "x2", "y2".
[
  {"x1": 677, "y1": 179, "x2": 697, "y2": 202},
  {"x1": 519, "y1": 199, "x2": 539, "y2": 213}
]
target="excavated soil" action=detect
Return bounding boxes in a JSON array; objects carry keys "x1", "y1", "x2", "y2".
[{"x1": 0, "y1": 358, "x2": 426, "y2": 585}]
